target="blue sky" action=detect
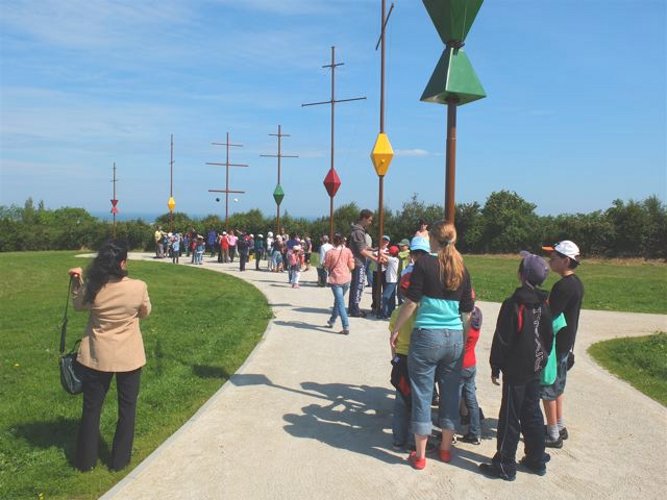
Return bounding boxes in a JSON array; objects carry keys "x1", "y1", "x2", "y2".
[{"x1": 1, "y1": 0, "x2": 665, "y2": 220}]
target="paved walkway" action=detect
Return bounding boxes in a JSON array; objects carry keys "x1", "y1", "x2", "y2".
[{"x1": 102, "y1": 255, "x2": 667, "y2": 499}]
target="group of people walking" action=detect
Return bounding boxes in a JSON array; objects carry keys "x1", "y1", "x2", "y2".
[{"x1": 66, "y1": 209, "x2": 582, "y2": 479}]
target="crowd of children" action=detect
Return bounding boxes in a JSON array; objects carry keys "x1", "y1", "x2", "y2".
[{"x1": 381, "y1": 230, "x2": 583, "y2": 480}]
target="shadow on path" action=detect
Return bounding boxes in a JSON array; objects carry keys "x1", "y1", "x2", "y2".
[{"x1": 282, "y1": 382, "x2": 401, "y2": 464}]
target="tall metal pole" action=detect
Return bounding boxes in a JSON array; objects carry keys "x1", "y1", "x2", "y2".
[
  {"x1": 207, "y1": 132, "x2": 247, "y2": 229},
  {"x1": 445, "y1": 99, "x2": 457, "y2": 222},
  {"x1": 420, "y1": 0, "x2": 486, "y2": 224},
  {"x1": 169, "y1": 134, "x2": 174, "y2": 232},
  {"x1": 111, "y1": 162, "x2": 117, "y2": 237},
  {"x1": 303, "y1": 47, "x2": 365, "y2": 241},
  {"x1": 370, "y1": 0, "x2": 396, "y2": 316},
  {"x1": 260, "y1": 125, "x2": 298, "y2": 235},
  {"x1": 374, "y1": 0, "x2": 390, "y2": 317},
  {"x1": 330, "y1": 47, "x2": 335, "y2": 240}
]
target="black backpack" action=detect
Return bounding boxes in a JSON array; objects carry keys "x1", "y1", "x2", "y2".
[{"x1": 513, "y1": 302, "x2": 550, "y2": 376}]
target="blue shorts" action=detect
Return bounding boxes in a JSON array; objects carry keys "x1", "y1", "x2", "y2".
[{"x1": 540, "y1": 353, "x2": 569, "y2": 401}]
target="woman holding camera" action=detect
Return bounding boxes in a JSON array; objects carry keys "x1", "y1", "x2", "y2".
[{"x1": 68, "y1": 240, "x2": 151, "y2": 472}]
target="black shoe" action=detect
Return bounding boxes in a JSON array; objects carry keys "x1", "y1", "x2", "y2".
[
  {"x1": 349, "y1": 311, "x2": 366, "y2": 318},
  {"x1": 519, "y1": 456, "x2": 547, "y2": 476},
  {"x1": 545, "y1": 435, "x2": 563, "y2": 449},
  {"x1": 479, "y1": 463, "x2": 516, "y2": 481},
  {"x1": 459, "y1": 434, "x2": 481, "y2": 445},
  {"x1": 544, "y1": 425, "x2": 568, "y2": 440}
]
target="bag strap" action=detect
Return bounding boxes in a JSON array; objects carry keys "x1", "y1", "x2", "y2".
[{"x1": 59, "y1": 277, "x2": 73, "y2": 354}]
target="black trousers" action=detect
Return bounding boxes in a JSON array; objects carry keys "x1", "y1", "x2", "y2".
[
  {"x1": 76, "y1": 366, "x2": 142, "y2": 471},
  {"x1": 493, "y1": 376, "x2": 545, "y2": 474}
]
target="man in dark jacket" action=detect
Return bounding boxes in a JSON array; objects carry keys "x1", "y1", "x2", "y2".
[{"x1": 479, "y1": 252, "x2": 554, "y2": 481}]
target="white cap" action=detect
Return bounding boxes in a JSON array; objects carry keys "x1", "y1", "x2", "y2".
[{"x1": 542, "y1": 240, "x2": 580, "y2": 261}]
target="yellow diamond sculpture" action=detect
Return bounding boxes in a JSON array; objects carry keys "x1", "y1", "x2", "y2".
[
  {"x1": 167, "y1": 197, "x2": 176, "y2": 211},
  {"x1": 370, "y1": 132, "x2": 394, "y2": 177}
]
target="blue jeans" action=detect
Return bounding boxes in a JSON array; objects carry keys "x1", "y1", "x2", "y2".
[
  {"x1": 460, "y1": 366, "x2": 481, "y2": 437},
  {"x1": 408, "y1": 328, "x2": 463, "y2": 436},
  {"x1": 329, "y1": 283, "x2": 350, "y2": 329},
  {"x1": 381, "y1": 282, "x2": 397, "y2": 318},
  {"x1": 392, "y1": 389, "x2": 410, "y2": 446},
  {"x1": 348, "y1": 266, "x2": 366, "y2": 315}
]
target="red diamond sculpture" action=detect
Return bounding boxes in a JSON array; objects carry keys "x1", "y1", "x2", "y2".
[{"x1": 323, "y1": 168, "x2": 341, "y2": 198}]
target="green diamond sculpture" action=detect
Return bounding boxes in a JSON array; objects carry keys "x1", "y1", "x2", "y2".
[
  {"x1": 423, "y1": 0, "x2": 483, "y2": 44},
  {"x1": 421, "y1": 47, "x2": 486, "y2": 105},
  {"x1": 421, "y1": 0, "x2": 486, "y2": 107},
  {"x1": 273, "y1": 184, "x2": 285, "y2": 206}
]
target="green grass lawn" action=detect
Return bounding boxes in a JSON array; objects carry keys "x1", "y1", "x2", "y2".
[
  {"x1": 0, "y1": 252, "x2": 271, "y2": 499},
  {"x1": 589, "y1": 333, "x2": 667, "y2": 406}
]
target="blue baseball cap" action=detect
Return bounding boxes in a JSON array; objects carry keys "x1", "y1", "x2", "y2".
[{"x1": 410, "y1": 236, "x2": 430, "y2": 253}]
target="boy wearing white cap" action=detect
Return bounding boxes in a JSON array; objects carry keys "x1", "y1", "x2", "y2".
[{"x1": 540, "y1": 240, "x2": 584, "y2": 448}]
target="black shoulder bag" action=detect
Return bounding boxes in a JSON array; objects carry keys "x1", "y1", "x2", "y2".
[{"x1": 59, "y1": 278, "x2": 83, "y2": 395}]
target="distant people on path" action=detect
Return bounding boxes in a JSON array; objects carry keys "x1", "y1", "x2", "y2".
[
  {"x1": 288, "y1": 244, "x2": 303, "y2": 288},
  {"x1": 227, "y1": 231, "x2": 238, "y2": 262},
  {"x1": 237, "y1": 231, "x2": 250, "y2": 271},
  {"x1": 540, "y1": 240, "x2": 584, "y2": 448},
  {"x1": 254, "y1": 234, "x2": 265, "y2": 270},
  {"x1": 389, "y1": 222, "x2": 473, "y2": 470},
  {"x1": 317, "y1": 235, "x2": 333, "y2": 286},
  {"x1": 380, "y1": 245, "x2": 400, "y2": 319},
  {"x1": 348, "y1": 209, "x2": 384, "y2": 318},
  {"x1": 154, "y1": 226, "x2": 165, "y2": 258},
  {"x1": 67, "y1": 240, "x2": 151, "y2": 472},
  {"x1": 170, "y1": 233, "x2": 181, "y2": 264},
  {"x1": 371, "y1": 235, "x2": 390, "y2": 316},
  {"x1": 194, "y1": 235, "x2": 205, "y2": 265},
  {"x1": 303, "y1": 236, "x2": 313, "y2": 272},
  {"x1": 207, "y1": 229, "x2": 217, "y2": 257},
  {"x1": 323, "y1": 233, "x2": 355, "y2": 334},
  {"x1": 478, "y1": 252, "x2": 553, "y2": 481}
]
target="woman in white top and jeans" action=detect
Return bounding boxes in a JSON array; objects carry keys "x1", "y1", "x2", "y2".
[{"x1": 323, "y1": 233, "x2": 355, "y2": 335}]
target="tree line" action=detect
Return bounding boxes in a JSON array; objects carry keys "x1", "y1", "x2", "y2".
[{"x1": 1, "y1": 192, "x2": 665, "y2": 260}]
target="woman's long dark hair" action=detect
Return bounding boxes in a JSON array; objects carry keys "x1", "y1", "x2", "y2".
[{"x1": 83, "y1": 240, "x2": 129, "y2": 304}]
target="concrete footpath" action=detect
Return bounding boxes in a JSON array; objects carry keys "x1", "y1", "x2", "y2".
[{"x1": 102, "y1": 254, "x2": 667, "y2": 500}]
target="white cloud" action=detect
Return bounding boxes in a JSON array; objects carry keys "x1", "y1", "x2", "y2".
[{"x1": 395, "y1": 148, "x2": 430, "y2": 157}]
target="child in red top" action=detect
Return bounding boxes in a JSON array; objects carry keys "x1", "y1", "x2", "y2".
[{"x1": 459, "y1": 294, "x2": 483, "y2": 444}]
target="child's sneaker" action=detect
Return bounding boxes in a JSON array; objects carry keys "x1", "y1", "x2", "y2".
[
  {"x1": 459, "y1": 434, "x2": 481, "y2": 445},
  {"x1": 545, "y1": 435, "x2": 563, "y2": 448}
]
